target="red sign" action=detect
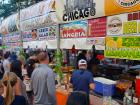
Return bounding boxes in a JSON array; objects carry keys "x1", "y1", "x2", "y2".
[
  {"x1": 88, "y1": 17, "x2": 106, "y2": 37},
  {"x1": 128, "y1": 11, "x2": 140, "y2": 21}
]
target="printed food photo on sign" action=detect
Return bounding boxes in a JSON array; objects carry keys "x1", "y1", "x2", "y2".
[
  {"x1": 105, "y1": 0, "x2": 140, "y2": 16},
  {"x1": 60, "y1": 21, "x2": 88, "y2": 38},
  {"x1": 63, "y1": 0, "x2": 96, "y2": 21},
  {"x1": 31, "y1": 29, "x2": 37, "y2": 40},
  {"x1": 48, "y1": 26, "x2": 56, "y2": 40},
  {"x1": 55, "y1": 0, "x2": 105, "y2": 22}
]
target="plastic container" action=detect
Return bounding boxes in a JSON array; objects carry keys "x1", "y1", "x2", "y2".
[{"x1": 94, "y1": 77, "x2": 116, "y2": 96}]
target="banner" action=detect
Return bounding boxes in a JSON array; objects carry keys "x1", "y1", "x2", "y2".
[
  {"x1": 105, "y1": 0, "x2": 140, "y2": 16},
  {"x1": 60, "y1": 20, "x2": 88, "y2": 38},
  {"x1": 38, "y1": 26, "x2": 56, "y2": 40},
  {"x1": 105, "y1": 36, "x2": 140, "y2": 60},
  {"x1": 0, "y1": 14, "x2": 19, "y2": 34},
  {"x1": 4, "y1": 42, "x2": 21, "y2": 48},
  {"x1": 3, "y1": 35, "x2": 9, "y2": 43},
  {"x1": 55, "y1": 0, "x2": 105, "y2": 23},
  {"x1": 10, "y1": 33, "x2": 20, "y2": 42},
  {"x1": 20, "y1": 0, "x2": 55, "y2": 21},
  {"x1": 0, "y1": 19, "x2": 9, "y2": 35},
  {"x1": 3, "y1": 33, "x2": 21, "y2": 49},
  {"x1": 20, "y1": 12, "x2": 57, "y2": 31},
  {"x1": 3, "y1": 32, "x2": 20, "y2": 43},
  {"x1": 22, "y1": 30, "x2": 38, "y2": 42},
  {"x1": 88, "y1": 17, "x2": 106, "y2": 37},
  {"x1": 0, "y1": 0, "x2": 56, "y2": 34}
]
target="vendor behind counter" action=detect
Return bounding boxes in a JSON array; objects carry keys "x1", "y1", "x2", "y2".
[{"x1": 70, "y1": 59, "x2": 95, "y2": 94}]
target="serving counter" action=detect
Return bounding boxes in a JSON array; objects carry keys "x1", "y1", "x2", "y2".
[
  {"x1": 56, "y1": 88, "x2": 122, "y2": 105},
  {"x1": 56, "y1": 88, "x2": 69, "y2": 105}
]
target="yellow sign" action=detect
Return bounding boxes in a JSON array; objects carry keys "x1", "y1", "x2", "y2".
[
  {"x1": 105, "y1": 0, "x2": 140, "y2": 16},
  {"x1": 123, "y1": 21, "x2": 137, "y2": 34},
  {"x1": 138, "y1": 22, "x2": 140, "y2": 33},
  {"x1": 105, "y1": 36, "x2": 140, "y2": 60}
]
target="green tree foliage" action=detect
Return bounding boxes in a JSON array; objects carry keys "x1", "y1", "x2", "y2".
[{"x1": 54, "y1": 50, "x2": 64, "y2": 80}]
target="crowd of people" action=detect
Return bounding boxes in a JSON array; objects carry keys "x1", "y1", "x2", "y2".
[
  {"x1": 0, "y1": 50, "x2": 56, "y2": 105},
  {"x1": 0, "y1": 48, "x2": 98, "y2": 105}
]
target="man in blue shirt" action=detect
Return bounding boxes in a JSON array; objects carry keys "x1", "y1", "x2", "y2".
[{"x1": 70, "y1": 59, "x2": 95, "y2": 94}]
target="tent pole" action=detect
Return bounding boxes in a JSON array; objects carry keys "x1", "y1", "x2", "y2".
[{"x1": 57, "y1": 24, "x2": 60, "y2": 51}]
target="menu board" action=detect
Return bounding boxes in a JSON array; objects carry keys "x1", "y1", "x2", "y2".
[
  {"x1": 123, "y1": 21, "x2": 137, "y2": 34},
  {"x1": 88, "y1": 17, "x2": 106, "y2": 37},
  {"x1": 105, "y1": 36, "x2": 140, "y2": 60},
  {"x1": 60, "y1": 20, "x2": 88, "y2": 38},
  {"x1": 38, "y1": 26, "x2": 56, "y2": 40}
]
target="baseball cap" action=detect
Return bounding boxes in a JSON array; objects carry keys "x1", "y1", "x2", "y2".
[{"x1": 78, "y1": 59, "x2": 87, "y2": 65}]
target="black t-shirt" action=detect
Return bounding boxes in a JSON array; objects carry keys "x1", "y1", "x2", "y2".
[
  {"x1": 25, "y1": 59, "x2": 36, "y2": 78},
  {"x1": 11, "y1": 60, "x2": 22, "y2": 80}
]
